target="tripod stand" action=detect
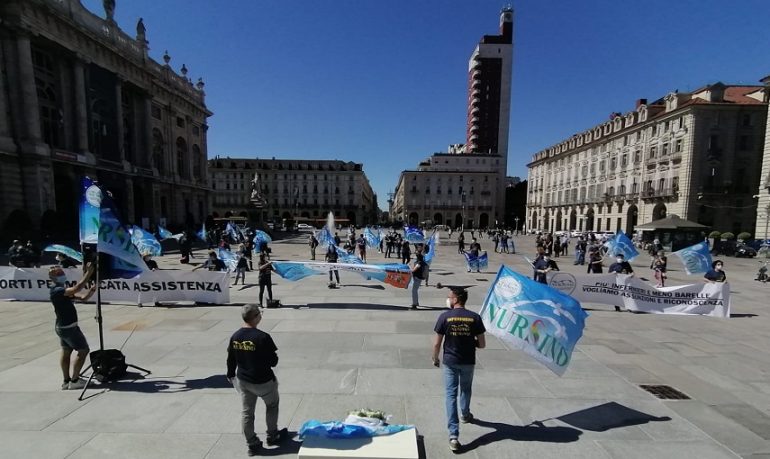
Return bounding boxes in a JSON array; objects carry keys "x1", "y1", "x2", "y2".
[{"x1": 78, "y1": 255, "x2": 151, "y2": 401}]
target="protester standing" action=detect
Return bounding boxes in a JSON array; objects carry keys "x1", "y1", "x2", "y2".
[
  {"x1": 257, "y1": 253, "x2": 274, "y2": 306},
  {"x1": 193, "y1": 251, "x2": 227, "y2": 272},
  {"x1": 410, "y1": 253, "x2": 426, "y2": 309},
  {"x1": 457, "y1": 233, "x2": 465, "y2": 254},
  {"x1": 401, "y1": 241, "x2": 411, "y2": 265},
  {"x1": 234, "y1": 253, "x2": 249, "y2": 286},
  {"x1": 652, "y1": 251, "x2": 667, "y2": 287},
  {"x1": 704, "y1": 260, "x2": 727, "y2": 283},
  {"x1": 587, "y1": 249, "x2": 603, "y2": 274},
  {"x1": 608, "y1": 253, "x2": 634, "y2": 312},
  {"x1": 309, "y1": 234, "x2": 319, "y2": 260},
  {"x1": 431, "y1": 287, "x2": 486, "y2": 452},
  {"x1": 325, "y1": 244, "x2": 340, "y2": 287},
  {"x1": 227, "y1": 304, "x2": 288, "y2": 456},
  {"x1": 48, "y1": 264, "x2": 96, "y2": 390}
]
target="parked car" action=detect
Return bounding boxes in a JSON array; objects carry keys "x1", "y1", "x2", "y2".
[
  {"x1": 297, "y1": 223, "x2": 313, "y2": 230},
  {"x1": 735, "y1": 243, "x2": 757, "y2": 258},
  {"x1": 554, "y1": 230, "x2": 569, "y2": 237},
  {"x1": 570, "y1": 230, "x2": 582, "y2": 238}
]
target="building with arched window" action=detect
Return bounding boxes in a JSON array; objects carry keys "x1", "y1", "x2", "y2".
[
  {"x1": 0, "y1": 0, "x2": 212, "y2": 240},
  {"x1": 526, "y1": 83, "x2": 767, "y2": 238},
  {"x1": 208, "y1": 157, "x2": 377, "y2": 227}
]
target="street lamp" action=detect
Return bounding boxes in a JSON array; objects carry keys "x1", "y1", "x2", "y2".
[
  {"x1": 461, "y1": 191, "x2": 467, "y2": 232},
  {"x1": 514, "y1": 216, "x2": 520, "y2": 235}
]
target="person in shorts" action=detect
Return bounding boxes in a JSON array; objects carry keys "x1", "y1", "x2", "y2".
[{"x1": 49, "y1": 264, "x2": 96, "y2": 390}]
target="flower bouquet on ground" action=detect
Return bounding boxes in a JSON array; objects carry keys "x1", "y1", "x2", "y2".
[{"x1": 299, "y1": 408, "x2": 413, "y2": 439}]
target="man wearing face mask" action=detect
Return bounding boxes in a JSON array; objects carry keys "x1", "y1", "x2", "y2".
[
  {"x1": 431, "y1": 287, "x2": 486, "y2": 452},
  {"x1": 704, "y1": 260, "x2": 727, "y2": 283},
  {"x1": 192, "y1": 251, "x2": 227, "y2": 272},
  {"x1": 608, "y1": 254, "x2": 634, "y2": 311},
  {"x1": 48, "y1": 264, "x2": 96, "y2": 390}
]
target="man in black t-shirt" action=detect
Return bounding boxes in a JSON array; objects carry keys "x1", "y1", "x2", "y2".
[
  {"x1": 48, "y1": 264, "x2": 96, "y2": 390},
  {"x1": 227, "y1": 304, "x2": 287, "y2": 456},
  {"x1": 192, "y1": 251, "x2": 227, "y2": 272},
  {"x1": 432, "y1": 287, "x2": 486, "y2": 452}
]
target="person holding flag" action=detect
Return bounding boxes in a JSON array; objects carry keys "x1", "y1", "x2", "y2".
[
  {"x1": 48, "y1": 263, "x2": 97, "y2": 390},
  {"x1": 257, "y1": 253, "x2": 275, "y2": 306},
  {"x1": 431, "y1": 286, "x2": 486, "y2": 452},
  {"x1": 608, "y1": 253, "x2": 634, "y2": 311},
  {"x1": 704, "y1": 260, "x2": 727, "y2": 283}
]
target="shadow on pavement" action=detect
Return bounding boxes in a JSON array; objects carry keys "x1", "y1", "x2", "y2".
[
  {"x1": 297, "y1": 303, "x2": 446, "y2": 311},
  {"x1": 554, "y1": 401, "x2": 671, "y2": 431},
  {"x1": 462, "y1": 419, "x2": 582, "y2": 452},
  {"x1": 258, "y1": 431, "x2": 303, "y2": 455},
  {"x1": 730, "y1": 313, "x2": 758, "y2": 318}
]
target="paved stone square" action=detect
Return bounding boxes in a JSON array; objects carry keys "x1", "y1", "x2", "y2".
[{"x1": 1, "y1": 233, "x2": 769, "y2": 458}]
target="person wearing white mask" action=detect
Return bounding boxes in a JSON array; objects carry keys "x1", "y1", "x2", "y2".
[
  {"x1": 608, "y1": 253, "x2": 634, "y2": 311},
  {"x1": 48, "y1": 264, "x2": 96, "y2": 390}
]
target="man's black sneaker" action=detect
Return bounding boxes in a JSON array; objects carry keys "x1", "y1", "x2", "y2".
[
  {"x1": 449, "y1": 438, "x2": 461, "y2": 452},
  {"x1": 614, "y1": 306, "x2": 621, "y2": 312},
  {"x1": 247, "y1": 440, "x2": 262, "y2": 456},
  {"x1": 266, "y1": 428, "x2": 288, "y2": 446},
  {"x1": 460, "y1": 413, "x2": 474, "y2": 424}
]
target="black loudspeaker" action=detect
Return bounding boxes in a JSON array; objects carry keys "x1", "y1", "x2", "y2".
[{"x1": 89, "y1": 349, "x2": 128, "y2": 382}]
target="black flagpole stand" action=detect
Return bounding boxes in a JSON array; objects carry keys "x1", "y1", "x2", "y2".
[{"x1": 78, "y1": 252, "x2": 151, "y2": 401}]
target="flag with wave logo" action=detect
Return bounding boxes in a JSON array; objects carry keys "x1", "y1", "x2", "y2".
[
  {"x1": 424, "y1": 232, "x2": 438, "y2": 264},
  {"x1": 225, "y1": 222, "x2": 242, "y2": 242},
  {"x1": 336, "y1": 246, "x2": 363, "y2": 264},
  {"x1": 253, "y1": 229, "x2": 272, "y2": 247},
  {"x1": 79, "y1": 176, "x2": 101, "y2": 244},
  {"x1": 404, "y1": 226, "x2": 425, "y2": 244},
  {"x1": 218, "y1": 248, "x2": 239, "y2": 272},
  {"x1": 363, "y1": 227, "x2": 382, "y2": 249},
  {"x1": 604, "y1": 230, "x2": 639, "y2": 261},
  {"x1": 157, "y1": 225, "x2": 173, "y2": 240},
  {"x1": 43, "y1": 244, "x2": 83, "y2": 263},
  {"x1": 481, "y1": 266, "x2": 588, "y2": 376},
  {"x1": 673, "y1": 241, "x2": 713, "y2": 275},
  {"x1": 197, "y1": 223, "x2": 208, "y2": 242},
  {"x1": 272, "y1": 261, "x2": 411, "y2": 289},
  {"x1": 463, "y1": 251, "x2": 488, "y2": 271},
  {"x1": 316, "y1": 227, "x2": 335, "y2": 249},
  {"x1": 97, "y1": 192, "x2": 146, "y2": 277},
  {"x1": 130, "y1": 226, "x2": 162, "y2": 257}
]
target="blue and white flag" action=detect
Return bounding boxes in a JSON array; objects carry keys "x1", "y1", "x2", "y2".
[
  {"x1": 363, "y1": 227, "x2": 381, "y2": 248},
  {"x1": 130, "y1": 226, "x2": 162, "y2": 257},
  {"x1": 253, "y1": 230, "x2": 272, "y2": 247},
  {"x1": 404, "y1": 226, "x2": 425, "y2": 244},
  {"x1": 225, "y1": 222, "x2": 242, "y2": 242},
  {"x1": 604, "y1": 230, "x2": 639, "y2": 261},
  {"x1": 336, "y1": 247, "x2": 363, "y2": 264},
  {"x1": 673, "y1": 241, "x2": 713, "y2": 275},
  {"x1": 97, "y1": 193, "x2": 146, "y2": 276},
  {"x1": 463, "y1": 251, "x2": 488, "y2": 271},
  {"x1": 272, "y1": 261, "x2": 412, "y2": 289},
  {"x1": 316, "y1": 227, "x2": 335, "y2": 249},
  {"x1": 424, "y1": 232, "x2": 438, "y2": 264},
  {"x1": 481, "y1": 265, "x2": 588, "y2": 376},
  {"x1": 197, "y1": 223, "x2": 207, "y2": 242},
  {"x1": 79, "y1": 176, "x2": 101, "y2": 244},
  {"x1": 158, "y1": 225, "x2": 173, "y2": 240},
  {"x1": 43, "y1": 244, "x2": 83, "y2": 263},
  {"x1": 218, "y1": 248, "x2": 239, "y2": 272}
]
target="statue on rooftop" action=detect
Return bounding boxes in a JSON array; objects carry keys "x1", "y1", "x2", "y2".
[{"x1": 103, "y1": 0, "x2": 116, "y2": 21}]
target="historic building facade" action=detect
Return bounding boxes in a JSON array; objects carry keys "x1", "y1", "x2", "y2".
[
  {"x1": 757, "y1": 75, "x2": 770, "y2": 241},
  {"x1": 526, "y1": 84, "x2": 767, "y2": 236},
  {"x1": 0, "y1": 0, "x2": 211, "y2": 240},
  {"x1": 208, "y1": 157, "x2": 377, "y2": 227},
  {"x1": 393, "y1": 8, "x2": 514, "y2": 228}
]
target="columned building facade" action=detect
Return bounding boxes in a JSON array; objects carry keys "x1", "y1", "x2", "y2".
[
  {"x1": 208, "y1": 157, "x2": 377, "y2": 227},
  {"x1": 757, "y1": 75, "x2": 770, "y2": 241},
  {"x1": 0, "y1": 0, "x2": 212, "y2": 240},
  {"x1": 526, "y1": 84, "x2": 767, "y2": 237}
]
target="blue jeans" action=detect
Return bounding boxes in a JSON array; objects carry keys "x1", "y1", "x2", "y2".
[{"x1": 443, "y1": 363, "x2": 475, "y2": 439}]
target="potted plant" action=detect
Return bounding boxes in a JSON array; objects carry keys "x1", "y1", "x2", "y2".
[{"x1": 737, "y1": 232, "x2": 752, "y2": 242}]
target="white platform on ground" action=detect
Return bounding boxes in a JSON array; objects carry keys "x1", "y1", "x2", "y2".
[{"x1": 298, "y1": 429, "x2": 418, "y2": 459}]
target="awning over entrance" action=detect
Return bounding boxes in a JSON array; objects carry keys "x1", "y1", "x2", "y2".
[{"x1": 635, "y1": 214, "x2": 709, "y2": 231}]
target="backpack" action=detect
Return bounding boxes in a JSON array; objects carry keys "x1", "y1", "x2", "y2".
[{"x1": 89, "y1": 349, "x2": 127, "y2": 383}]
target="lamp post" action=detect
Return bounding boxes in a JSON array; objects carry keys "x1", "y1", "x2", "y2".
[
  {"x1": 514, "y1": 216, "x2": 519, "y2": 235},
  {"x1": 461, "y1": 191, "x2": 467, "y2": 232}
]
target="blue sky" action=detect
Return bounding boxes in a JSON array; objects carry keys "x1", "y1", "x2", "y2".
[{"x1": 84, "y1": 0, "x2": 770, "y2": 209}]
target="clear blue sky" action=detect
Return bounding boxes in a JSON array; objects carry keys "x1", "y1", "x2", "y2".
[{"x1": 85, "y1": 0, "x2": 770, "y2": 209}]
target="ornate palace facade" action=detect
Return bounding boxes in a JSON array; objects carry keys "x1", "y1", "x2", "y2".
[
  {"x1": 0, "y1": 0, "x2": 212, "y2": 240},
  {"x1": 526, "y1": 83, "x2": 767, "y2": 236}
]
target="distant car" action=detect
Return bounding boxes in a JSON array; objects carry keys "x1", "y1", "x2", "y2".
[
  {"x1": 297, "y1": 223, "x2": 313, "y2": 230},
  {"x1": 570, "y1": 230, "x2": 582, "y2": 238},
  {"x1": 554, "y1": 230, "x2": 568, "y2": 237}
]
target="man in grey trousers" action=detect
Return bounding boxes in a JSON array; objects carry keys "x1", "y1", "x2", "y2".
[{"x1": 227, "y1": 304, "x2": 288, "y2": 456}]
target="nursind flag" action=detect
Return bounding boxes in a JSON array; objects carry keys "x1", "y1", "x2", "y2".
[{"x1": 97, "y1": 190, "x2": 147, "y2": 273}]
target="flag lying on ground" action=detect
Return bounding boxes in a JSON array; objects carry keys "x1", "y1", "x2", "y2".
[
  {"x1": 272, "y1": 261, "x2": 412, "y2": 289},
  {"x1": 130, "y1": 226, "x2": 162, "y2": 257},
  {"x1": 673, "y1": 241, "x2": 713, "y2": 275},
  {"x1": 404, "y1": 226, "x2": 425, "y2": 244},
  {"x1": 253, "y1": 230, "x2": 272, "y2": 247},
  {"x1": 197, "y1": 223, "x2": 207, "y2": 242},
  {"x1": 481, "y1": 265, "x2": 588, "y2": 376},
  {"x1": 218, "y1": 248, "x2": 239, "y2": 272},
  {"x1": 157, "y1": 226, "x2": 173, "y2": 240},
  {"x1": 463, "y1": 251, "x2": 488, "y2": 271},
  {"x1": 43, "y1": 244, "x2": 83, "y2": 263},
  {"x1": 604, "y1": 230, "x2": 639, "y2": 261},
  {"x1": 363, "y1": 227, "x2": 382, "y2": 248},
  {"x1": 79, "y1": 176, "x2": 100, "y2": 244},
  {"x1": 424, "y1": 232, "x2": 438, "y2": 264},
  {"x1": 97, "y1": 191, "x2": 146, "y2": 276}
]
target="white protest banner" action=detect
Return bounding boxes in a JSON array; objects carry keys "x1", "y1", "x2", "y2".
[
  {"x1": 546, "y1": 272, "x2": 730, "y2": 318},
  {"x1": 0, "y1": 267, "x2": 230, "y2": 304}
]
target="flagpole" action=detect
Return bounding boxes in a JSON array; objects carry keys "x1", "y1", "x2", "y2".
[{"x1": 95, "y1": 252, "x2": 104, "y2": 351}]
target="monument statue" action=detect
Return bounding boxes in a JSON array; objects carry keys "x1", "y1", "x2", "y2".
[
  {"x1": 103, "y1": 0, "x2": 116, "y2": 21},
  {"x1": 250, "y1": 173, "x2": 267, "y2": 206},
  {"x1": 136, "y1": 18, "x2": 146, "y2": 42}
]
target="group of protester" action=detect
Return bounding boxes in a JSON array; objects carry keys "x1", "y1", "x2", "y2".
[{"x1": 6, "y1": 239, "x2": 42, "y2": 267}]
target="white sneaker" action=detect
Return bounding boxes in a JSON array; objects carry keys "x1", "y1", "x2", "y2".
[{"x1": 68, "y1": 379, "x2": 86, "y2": 390}]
